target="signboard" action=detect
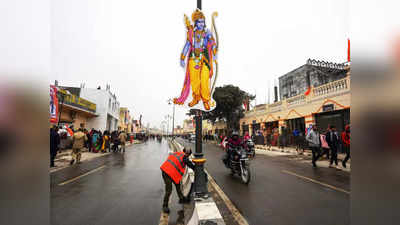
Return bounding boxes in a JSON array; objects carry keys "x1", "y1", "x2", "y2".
[
  {"x1": 322, "y1": 104, "x2": 334, "y2": 112},
  {"x1": 50, "y1": 85, "x2": 59, "y2": 123},
  {"x1": 57, "y1": 88, "x2": 96, "y2": 113},
  {"x1": 173, "y1": 9, "x2": 219, "y2": 112}
]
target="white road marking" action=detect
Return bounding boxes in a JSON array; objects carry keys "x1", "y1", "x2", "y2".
[
  {"x1": 58, "y1": 165, "x2": 106, "y2": 186},
  {"x1": 282, "y1": 170, "x2": 350, "y2": 194}
]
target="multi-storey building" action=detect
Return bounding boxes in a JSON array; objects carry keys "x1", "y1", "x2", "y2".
[{"x1": 240, "y1": 59, "x2": 350, "y2": 138}]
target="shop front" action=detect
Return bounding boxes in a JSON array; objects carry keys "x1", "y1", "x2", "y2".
[
  {"x1": 242, "y1": 123, "x2": 249, "y2": 136},
  {"x1": 251, "y1": 120, "x2": 261, "y2": 135},
  {"x1": 285, "y1": 117, "x2": 305, "y2": 146},
  {"x1": 315, "y1": 108, "x2": 350, "y2": 134}
]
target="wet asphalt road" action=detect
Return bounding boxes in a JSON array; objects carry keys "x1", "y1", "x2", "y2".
[
  {"x1": 51, "y1": 139, "x2": 183, "y2": 225},
  {"x1": 177, "y1": 138, "x2": 350, "y2": 225}
]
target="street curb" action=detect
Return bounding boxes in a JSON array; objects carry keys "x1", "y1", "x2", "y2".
[
  {"x1": 51, "y1": 141, "x2": 140, "y2": 173},
  {"x1": 170, "y1": 139, "x2": 226, "y2": 225}
]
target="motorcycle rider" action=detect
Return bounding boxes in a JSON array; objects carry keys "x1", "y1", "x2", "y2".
[{"x1": 223, "y1": 131, "x2": 245, "y2": 167}]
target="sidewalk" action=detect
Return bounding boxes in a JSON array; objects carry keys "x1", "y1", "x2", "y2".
[
  {"x1": 50, "y1": 140, "x2": 142, "y2": 173},
  {"x1": 207, "y1": 140, "x2": 351, "y2": 172}
]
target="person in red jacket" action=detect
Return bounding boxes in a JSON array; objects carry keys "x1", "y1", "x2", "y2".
[
  {"x1": 160, "y1": 148, "x2": 195, "y2": 214},
  {"x1": 341, "y1": 124, "x2": 350, "y2": 168}
]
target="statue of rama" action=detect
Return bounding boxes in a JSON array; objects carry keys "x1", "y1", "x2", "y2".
[{"x1": 174, "y1": 9, "x2": 218, "y2": 111}]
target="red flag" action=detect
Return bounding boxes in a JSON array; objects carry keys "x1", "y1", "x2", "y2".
[
  {"x1": 347, "y1": 38, "x2": 351, "y2": 62},
  {"x1": 304, "y1": 87, "x2": 311, "y2": 96},
  {"x1": 50, "y1": 85, "x2": 59, "y2": 123}
]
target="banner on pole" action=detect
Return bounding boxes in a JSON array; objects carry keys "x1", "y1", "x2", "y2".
[
  {"x1": 50, "y1": 85, "x2": 59, "y2": 123},
  {"x1": 173, "y1": 9, "x2": 219, "y2": 112}
]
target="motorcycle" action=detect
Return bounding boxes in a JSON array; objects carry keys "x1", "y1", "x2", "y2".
[
  {"x1": 245, "y1": 139, "x2": 256, "y2": 158},
  {"x1": 223, "y1": 145, "x2": 251, "y2": 184}
]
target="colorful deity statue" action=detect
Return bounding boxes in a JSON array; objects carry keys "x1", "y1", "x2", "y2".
[{"x1": 174, "y1": 9, "x2": 219, "y2": 111}]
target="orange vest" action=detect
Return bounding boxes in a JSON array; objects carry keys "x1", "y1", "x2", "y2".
[{"x1": 160, "y1": 152, "x2": 186, "y2": 184}]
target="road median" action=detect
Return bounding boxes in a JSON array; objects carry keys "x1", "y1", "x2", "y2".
[{"x1": 169, "y1": 138, "x2": 248, "y2": 225}]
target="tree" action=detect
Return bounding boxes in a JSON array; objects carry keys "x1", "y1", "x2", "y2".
[{"x1": 188, "y1": 85, "x2": 255, "y2": 133}]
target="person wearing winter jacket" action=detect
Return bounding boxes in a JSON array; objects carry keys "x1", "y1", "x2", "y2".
[
  {"x1": 341, "y1": 124, "x2": 350, "y2": 168},
  {"x1": 306, "y1": 125, "x2": 322, "y2": 167},
  {"x1": 326, "y1": 125, "x2": 341, "y2": 169},
  {"x1": 320, "y1": 129, "x2": 330, "y2": 160}
]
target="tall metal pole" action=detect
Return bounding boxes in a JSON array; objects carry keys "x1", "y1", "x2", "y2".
[
  {"x1": 197, "y1": 0, "x2": 202, "y2": 9},
  {"x1": 166, "y1": 115, "x2": 170, "y2": 136},
  {"x1": 191, "y1": 0, "x2": 208, "y2": 199},
  {"x1": 172, "y1": 103, "x2": 175, "y2": 136},
  {"x1": 57, "y1": 94, "x2": 65, "y2": 127}
]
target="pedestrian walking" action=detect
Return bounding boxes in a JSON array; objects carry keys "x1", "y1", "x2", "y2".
[
  {"x1": 306, "y1": 125, "x2": 322, "y2": 167},
  {"x1": 320, "y1": 131, "x2": 330, "y2": 160},
  {"x1": 293, "y1": 128, "x2": 300, "y2": 153},
  {"x1": 70, "y1": 128, "x2": 87, "y2": 165},
  {"x1": 87, "y1": 128, "x2": 94, "y2": 152},
  {"x1": 341, "y1": 124, "x2": 350, "y2": 168},
  {"x1": 92, "y1": 131, "x2": 99, "y2": 153},
  {"x1": 326, "y1": 125, "x2": 341, "y2": 169},
  {"x1": 119, "y1": 131, "x2": 127, "y2": 153},
  {"x1": 160, "y1": 148, "x2": 195, "y2": 214},
  {"x1": 50, "y1": 126, "x2": 60, "y2": 167},
  {"x1": 279, "y1": 125, "x2": 287, "y2": 151},
  {"x1": 101, "y1": 131, "x2": 109, "y2": 153}
]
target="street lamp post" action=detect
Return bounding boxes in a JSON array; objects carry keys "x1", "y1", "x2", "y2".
[
  {"x1": 190, "y1": 0, "x2": 209, "y2": 199},
  {"x1": 168, "y1": 99, "x2": 176, "y2": 136}
]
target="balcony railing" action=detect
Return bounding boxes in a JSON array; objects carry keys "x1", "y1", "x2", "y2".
[
  {"x1": 287, "y1": 94, "x2": 306, "y2": 107},
  {"x1": 243, "y1": 76, "x2": 350, "y2": 119},
  {"x1": 313, "y1": 76, "x2": 349, "y2": 97}
]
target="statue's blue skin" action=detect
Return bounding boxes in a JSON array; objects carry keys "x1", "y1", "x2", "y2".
[{"x1": 180, "y1": 18, "x2": 217, "y2": 68}]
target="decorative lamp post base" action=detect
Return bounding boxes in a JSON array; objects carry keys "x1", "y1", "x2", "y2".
[{"x1": 192, "y1": 157, "x2": 208, "y2": 199}]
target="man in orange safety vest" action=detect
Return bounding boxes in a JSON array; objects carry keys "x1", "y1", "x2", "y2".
[{"x1": 160, "y1": 148, "x2": 195, "y2": 214}]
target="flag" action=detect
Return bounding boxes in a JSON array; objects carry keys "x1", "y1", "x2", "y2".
[
  {"x1": 347, "y1": 38, "x2": 351, "y2": 62},
  {"x1": 50, "y1": 85, "x2": 59, "y2": 123},
  {"x1": 304, "y1": 87, "x2": 311, "y2": 96}
]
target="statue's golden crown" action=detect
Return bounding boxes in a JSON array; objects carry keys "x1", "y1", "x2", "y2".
[{"x1": 191, "y1": 9, "x2": 205, "y2": 22}]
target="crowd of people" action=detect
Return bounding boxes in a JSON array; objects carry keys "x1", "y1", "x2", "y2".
[
  {"x1": 50, "y1": 125, "x2": 132, "y2": 167},
  {"x1": 214, "y1": 123, "x2": 350, "y2": 169},
  {"x1": 306, "y1": 124, "x2": 350, "y2": 168}
]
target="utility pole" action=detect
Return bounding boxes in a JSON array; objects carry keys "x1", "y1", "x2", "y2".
[{"x1": 168, "y1": 99, "x2": 175, "y2": 136}]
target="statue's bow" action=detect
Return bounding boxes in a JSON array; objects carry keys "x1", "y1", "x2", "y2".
[{"x1": 210, "y1": 12, "x2": 219, "y2": 96}]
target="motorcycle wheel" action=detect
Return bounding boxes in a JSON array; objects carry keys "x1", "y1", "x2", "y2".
[{"x1": 241, "y1": 165, "x2": 251, "y2": 185}]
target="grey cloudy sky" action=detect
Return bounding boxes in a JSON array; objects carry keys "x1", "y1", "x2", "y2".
[{"x1": 51, "y1": 0, "x2": 350, "y2": 129}]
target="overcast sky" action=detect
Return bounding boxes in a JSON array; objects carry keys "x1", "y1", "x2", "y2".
[{"x1": 51, "y1": 0, "x2": 350, "y2": 129}]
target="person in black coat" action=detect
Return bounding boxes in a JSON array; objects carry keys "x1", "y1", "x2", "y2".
[
  {"x1": 50, "y1": 126, "x2": 60, "y2": 167},
  {"x1": 326, "y1": 125, "x2": 340, "y2": 169}
]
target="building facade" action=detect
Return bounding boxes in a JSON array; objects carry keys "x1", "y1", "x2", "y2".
[
  {"x1": 119, "y1": 107, "x2": 133, "y2": 133},
  {"x1": 182, "y1": 119, "x2": 195, "y2": 134},
  {"x1": 55, "y1": 87, "x2": 98, "y2": 129},
  {"x1": 211, "y1": 120, "x2": 227, "y2": 136},
  {"x1": 61, "y1": 85, "x2": 120, "y2": 131},
  {"x1": 240, "y1": 60, "x2": 350, "y2": 140}
]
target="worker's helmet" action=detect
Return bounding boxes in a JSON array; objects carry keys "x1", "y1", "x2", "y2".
[{"x1": 232, "y1": 131, "x2": 239, "y2": 137}]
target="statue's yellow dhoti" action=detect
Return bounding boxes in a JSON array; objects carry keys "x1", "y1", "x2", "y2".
[{"x1": 188, "y1": 59, "x2": 210, "y2": 104}]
